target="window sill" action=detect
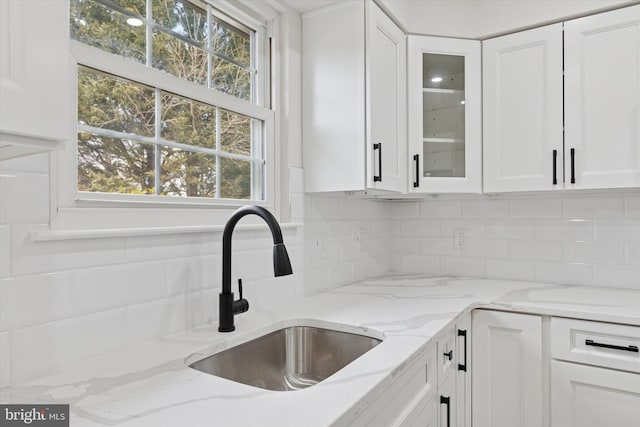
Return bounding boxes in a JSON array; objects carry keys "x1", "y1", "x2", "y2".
[{"x1": 29, "y1": 222, "x2": 303, "y2": 242}]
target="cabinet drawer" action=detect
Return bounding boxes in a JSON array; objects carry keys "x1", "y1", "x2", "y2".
[
  {"x1": 351, "y1": 345, "x2": 436, "y2": 427},
  {"x1": 551, "y1": 317, "x2": 640, "y2": 373},
  {"x1": 437, "y1": 326, "x2": 456, "y2": 385}
]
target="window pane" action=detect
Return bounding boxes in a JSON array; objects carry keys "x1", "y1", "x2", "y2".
[
  {"x1": 78, "y1": 132, "x2": 156, "y2": 194},
  {"x1": 111, "y1": 0, "x2": 146, "y2": 16},
  {"x1": 219, "y1": 109, "x2": 252, "y2": 156},
  {"x1": 152, "y1": 30, "x2": 208, "y2": 85},
  {"x1": 78, "y1": 68, "x2": 155, "y2": 137},
  {"x1": 70, "y1": 0, "x2": 146, "y2": 64},
  {"x1": 153, "y1": 0, "x2": 208, "y2": 44},
  {"x1": 160, "y1": 148, "x2": 216, "y2": 197},
  {"x1": 220, "y1": 157, "x2": 251, "y2": 199},
  {"x1": 160, "y1": 92, "x2": 216, "y2": 148},
  {"x1": 211, "y1": 18, "x2": 251, "y2": 68},
  {"x1": 212, "y1": 57, "x2": 251, "y2": 101}
]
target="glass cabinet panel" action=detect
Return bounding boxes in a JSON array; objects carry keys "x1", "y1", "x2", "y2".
[{"x1": 422, "y1": 53, "x2": 466, "y2": 178}]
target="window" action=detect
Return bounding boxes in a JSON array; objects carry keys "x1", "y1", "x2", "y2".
[{"x1": 69, "y1": 0, "x2": 272, "y2": 203}]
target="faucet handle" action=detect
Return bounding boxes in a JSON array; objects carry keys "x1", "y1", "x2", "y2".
[{"x1": 232, "y1": 278, "x2": 249, "y2": 315}]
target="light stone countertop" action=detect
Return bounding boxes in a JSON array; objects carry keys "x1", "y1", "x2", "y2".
[{"x1": 2, "y1": 275, "x2": 639, "y2": 426}]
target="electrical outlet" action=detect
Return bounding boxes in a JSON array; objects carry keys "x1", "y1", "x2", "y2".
[
  {"x1": 454, "y1": 229, "x2": 465, "y2": 250},
  {"x1": 316, "y1": 233, "x2": 328, "y2": 260}
]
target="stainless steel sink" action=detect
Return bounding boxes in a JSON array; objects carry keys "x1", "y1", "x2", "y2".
[{"x1": 189, "y1": 326, "x2": 382, "y2": 391}]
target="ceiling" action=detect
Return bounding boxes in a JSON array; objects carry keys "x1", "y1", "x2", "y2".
[{"x1": 281, "y1": 0, "x2": 343, "y2": 13}]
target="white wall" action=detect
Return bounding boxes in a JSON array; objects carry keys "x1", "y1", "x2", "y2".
[{"x1": 380, "y1": 0, "x2": 633, "y2": 38}]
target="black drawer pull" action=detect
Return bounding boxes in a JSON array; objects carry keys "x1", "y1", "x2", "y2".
[
  {"x1": 570, "y1": 148, "x2": 576, "y2": 184},
  {"x1": 373, "y1": 143, "x2": 382, "y2": 182},
  {"x1": 458, "y1": 329, "x2": 467, "y2": 372},
  {"x1": 443, "y1": 350, "x2": 453, "y2": 361},
  {"x1": 413, "y1": 154, "x2": 420, "y2": 188},
  {"x1": 440, "y1": 396, "x2": 451, "y2": 427},
  {"x1": 585, "y1": 339, "x2": 639, "y2": 353},
  {"x1": 552, "y1": 149, "x2": 558, "y2": 185}
]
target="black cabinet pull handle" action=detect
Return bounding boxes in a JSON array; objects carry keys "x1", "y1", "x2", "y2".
[
  {"x1": 552, "y1": 149, "x2": 558, "y2": 185},
  {"x1": 440, "y1": 396, "x2": 451, "y2": 427},
  {"x1": 443, "y1": 350, "x2": 453, "y2": 361},
  {"x1": 458, "y1": 329, "x2": 467, "y2": 372},
  {"x1": 413, "y1": 154, "x2": 420, "y2": 188},
  {"x1": 570, "y1": 148, "x2": 576, "y2": 184},
  {"x1": 585, "y1": 339, "x2": 639, "y2": 353},
  {"x1": 373, "y1": 143, "x2": 382, "y2": 182}
]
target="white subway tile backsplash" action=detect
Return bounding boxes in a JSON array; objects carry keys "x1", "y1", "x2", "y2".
[
  {"x1": 595, "y1": 219, "x2": 640, "y2": 242},
  {"x1": 535, "y1": 262, "x2": 592, "y2": 286},
  {"x1": 440, "y1": 256, "x2": 485, "y2": 277},
  {"x1": 327, "y1": 262, "x2": 354, "y2": 288},
  {"x1": 399, "y1": 219, "x2": 440, "y2": 237},
  {"x1": 124, "y1": 297, "x2": 187, "y2": 347},
  {"x1": 389, "y1": 237, "x2": 419, "y2": 255},
  {"x1": 11, "y1": 225, "x2": 127, "y2": 275},
  {"x1": 624, "y1": 194, "x2": 640, "y2": 217},
  {"x1": 509, "y1": 240, "x2": 563, "y2": 261},
  {"x1": 486, "y1": 259, "x2": 535, "y2": 282},
  {"x1": 0, "y1": 331, "x2": 10, "y2": 386},
  {"x1": 509, "y1": 198, "x2": 562, "y2": 218},
  {"x1": 419, "y1": 200, "x2": 462, "y2": 219},
  {"x1": 165, "y1": 255, "x2": 219, "y2": 296},
  {"x1": 484, "y1": 220, "x2": 535, "y2": 239},
  {"x1": 535, "y1": 219, "x2": 593, "y2": 241},
  {"x1": 420, "y1": 238, "x2": 458, "y2": 257},
  {"x1": 74, "y1": 263, "x2": 167, "y2": 315},
  {"x1": 0, "y1": 273, "x2": 74, "y2": 331},
  {"x1": 393, "y1": 254, "x2": 440, "y2": 275},
  {"x1": 563, "y1": 241, "x2": 624, "y2": 265},
  {"x1": 563, "y1": 196, "x2": 625, "y2": 219},
  {"x1": 462, "y1": 199, "x2": 509, "y2": 219},
  {"x1": 391, "y1": 202, "x2": 419, "y2": 219},
  {"x1": 244, "y1": 275, "x2": 297, "y2": 310},
  {"x1": 0, "y1": 225, "x2": 10, "y2": 278},
  {"x1": 0, "y1": 172, "x2": 49, "y2": 224},
  {"x1": 440, "y1": 219, "x2": 485, "y2": 238},
  {"x1": 310, "y1": 196, "x2": 341, "y2": 220},
  {"x1": 339, "y1": 198, "x2": 362, "y2": 219},
  {"x1": 463, "y1": 238, "x2": 509, "y2": 258},
  {"x1": 11, "y1": 310, "x2": 127, "y2": 383},
  {"x1": 625, "y1": 243, "x2": 640, "y2": 265},
  {"x1": 593, "y1": 264, "x2": 640, "y2": 288}
]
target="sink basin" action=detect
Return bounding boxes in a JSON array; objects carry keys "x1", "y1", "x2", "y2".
[{"x1": 189, "y1": 325, "x2": 382, "y2": 391}]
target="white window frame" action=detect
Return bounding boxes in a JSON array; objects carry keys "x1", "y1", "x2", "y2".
[{"x1": 53, "y1": 0, "x2": 279, "y2": 230}]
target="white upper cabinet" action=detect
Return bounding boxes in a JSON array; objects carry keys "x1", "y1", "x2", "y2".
[
  {"x1": 565, "y1": 5, "x2": 640, "y2": 190},
  {"x1": 407, "y1": 36, "x2": 481, "y2": 193},
  {"x1": 483, "y1": 4, "x2": 640, "y2": 193},
  {"x1": 483, "y1": 24, "x2": 563, "y2": 193},
  {"x1": 302, "y1": 0, "x2": 406, "y2": 193},
  {"x1": 0, "y1": 0, "x2": 71, "y2": 160}
]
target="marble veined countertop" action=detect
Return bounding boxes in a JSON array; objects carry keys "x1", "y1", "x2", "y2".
[{"x1": 2, "y1": 275, "x2": 640, "y2": 426}]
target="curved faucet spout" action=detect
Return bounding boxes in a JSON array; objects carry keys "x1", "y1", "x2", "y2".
[{"x1": 219, "y1": 205, "x2": 293, "y2": 332}]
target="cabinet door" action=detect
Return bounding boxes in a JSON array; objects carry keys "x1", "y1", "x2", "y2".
[
  {"x1": 482, "y1": 24, "x2": 563, "y2": 192},
  {"x1": 408, "y1": 36, "x2": 481, "y2": 193},
  {"x1": 0, "y1": 0, "x2": 71, "y2": 146},
  {"x1": 366, "y1": 0, "x2": 406, "y2": 192},
  {"x1": 565, "y1": 5, "x2": 640, "y2": 190},
  {"x1": 438, "y1": 369, "x2": 457, "y2": 427},
  {"x1": 551, "y1": 360, "x2": 640, "y2": 427},
  {"x1": 472, "y1": 310, "x2": 543, "y2": 427},
  {"x1": 455, "y1": 314, "x2": 471, "y2": 427}
]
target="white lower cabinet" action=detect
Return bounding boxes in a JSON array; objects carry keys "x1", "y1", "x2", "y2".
[
  {"x1": 550, "y1": 317, "x2": 640, "y2": 427},
  {"x1": 472, "y1": 310, "x2": 544, "y2": 427},
  {"x1": 353, "y1": 314, "x2": 471, "y2": 426},
  {"x1": 551, "y1": 361, "x2": 640, "y2": 427}
]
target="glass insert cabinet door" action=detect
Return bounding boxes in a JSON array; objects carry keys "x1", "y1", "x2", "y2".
[{"x1": 408, "y1": 36, "x2": 481, "y2": 193}]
